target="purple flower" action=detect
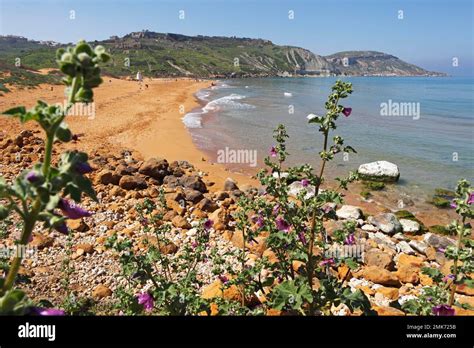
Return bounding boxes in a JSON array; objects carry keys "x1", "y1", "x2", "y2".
[
  {"x1": 438, "y1": 247, "x2": 446, "y2": 254},
  {"x1": 442, "y1": 274, "x2": 455, "y2": 282},
  {"x1": 252, "y1": 214, "x2": 264, "y2": 228},
  {"x1": 218, "y1": 275, "x2": 229, "y2": 283},
  {"x1": 75, "y1": 162, "x2": 93, "y2": 174},
  {"x1": 272, "y1": 204, "x2": 280, "y2": 216},
  {"x1": 301, "y1": 179, "x2": 310, "y2": 187},
  {"x1": 298, "y1": 232, "x2": 307, "y2": 245},
  {"x1": 344, "y1": 233, "x2": 356, "y2": 245},
  {"x1": 191, "y1": 241, "x2": 198, "y2": 249},
  {"x1": 137, "y1": 292, "x2": 154, "y2": 312},
  {"x1": 319, "y1": 258, "x2": 335, "y2": 267},
  {"x1": 450, "y1": 200, "x2": 457, "y2": 209},
  {"x1": 204, "y1": 219, "x2": 213, "y2": 230},
  {"x1": 432, "y1": 304, "x2": 455, "y2": 316},
  {"x1": 275, "y1": 216, "x2": 291, "y2": 232},
  {"x1": 33, "y1": 307, "x2": 66, "y2": 316},
  {"x1": 323, "y1": 204, "x2": 334, "y2": 214},
  {"x1": 26, "y1": 171, "x2": 41, "y2": 183},
  {"x1": 270, "y1": 146, "x2": 278, "y2": 157},
  {"x1": 342, "y1": 107, "x2": 352, "y2": 117},
  {"x1": 55, "y1": 222, "x2": 69, "y2": 235},
  {"x1": 58, "y1": 199, "x2": 92, "y2": 219},
  {"x1": 468, "y1": 192, "x2": 474, "y2": 205}
]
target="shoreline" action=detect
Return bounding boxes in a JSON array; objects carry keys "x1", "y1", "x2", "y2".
[
  {"x1": 0, "y1": 77, "x2": 257, "y2": 191},
  {"x1": 0, "y1": 78, "x2": 459, "y2": 227}
]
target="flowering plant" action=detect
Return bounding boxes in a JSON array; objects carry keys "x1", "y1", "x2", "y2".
[
  {"x1": 0, "y1": 41, "x2": 109, "y2": 314},
  {"x1": 402, "y1": 180, "x2": 473, "y2": 315},
  {"x1": 227, "y1": 81, "x2": 373, "y2": 315}
]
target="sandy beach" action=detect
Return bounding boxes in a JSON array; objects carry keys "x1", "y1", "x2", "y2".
[{"x1": 0, "y1": 77, "x2": 256, "y2": 191}]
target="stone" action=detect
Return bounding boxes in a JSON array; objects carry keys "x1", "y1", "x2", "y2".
[
  {"x1": 423, "y1": 233, "x2": 455, "y2": 250},
  {"x1": 184, "y1": 188, "x2": 204, "y2": 203},
  {"x1": 172, "y1": 215, "x2": 191, "y2": 229},
  {"x1": 357, "y1": 161, "x2": 400, "y2": 182},
  {"x1": 92, "y1": 285, "x2": 112, "y2": 299},
  {"x1": 360, "y1": 266, "x2": 400, "y2": 286},
  {"x1": 336, "y1": 205, "x2": 363, "y2": 220},
  {"x1": 364, "y1": 249, "x2": 394, "y2": 270},
  {"x1": 138, "y1": 157, "x2": 169, "y2": 180},
  {"x1": 119, "y1": 175, "x2": 147, "y2": 190},
  {"x1": 30, "y1": 233, "x2": 54, "y2": 249},
  {"x1": 362, "y1": 266, "x2": 400, "y2": 286},
  {"x1": 208, "y1": 208, "x2": 229, "y2": 231},
  {"x1": 76, "y1": 243, "x2": 94, "y2": 254},
  {"x1": 408, "y1": 240, "x2": 428, "y2": 255},
  {"x1": 362, "y1": 224, "x2": 377, "y2": 232},
  {"x1": 96, "y1": 169, "x2": 121, "y2": 185},
  {"x1": 287, "y1": 181, "x2": 315, "y2": 199},
  {"x1": 180, "y1": 176, "x2": 207, "y2": 193},
  {"x1": 400, "y1": 219, "x2": 420, "y2": 233},
  {"x1": 368, "y1": 232, "x2": 397, "y2": 250},
  {"x1": 398, "y1": 253, "x2": 424, "y2": 268},
  {"x1": 201, "y1": 280, "x2": 242, "y2": 302},
  {"x1": 396, "y1": 241, "x2": 416, "y2": 255},
  {"x1": 196, "y1": 198, "x2": 218, "y2": 213},
  {"x1": 368, "y1": 213, "x2": 402, "y2": 235},
  {"x1": 223, "y1": 177, "x2": 239, "y2": 191},
  {"x1": 376, "y1": 287, "x2": 399, "y2": 300},
  {"x1": 67, "y1": 219, "x2": 89, "y2": 232},
  {"x1": 372, "y1": 305, "x2": 405, "y2": 316},
  {"x1": 396, "y1": 265, "x2": 420, "y2": 284}
]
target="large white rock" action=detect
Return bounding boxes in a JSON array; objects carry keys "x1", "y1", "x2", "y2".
[
  {"x1": 400, "y1": 219, "x2": 420, "y2": 233},
  {"x1": 288, "y1": 181, "x2": 315, "y2": 199},
  {"x1": 336, "y1": 205, "x2": 363, "y2": 220},
  {"x1": 358, "y1": 161, "x2": 400, "y2": 182}
]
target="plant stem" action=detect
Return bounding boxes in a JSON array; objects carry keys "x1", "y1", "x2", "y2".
[{"x1": 449, "y1": 215, "x2": 466, "y2": 306}]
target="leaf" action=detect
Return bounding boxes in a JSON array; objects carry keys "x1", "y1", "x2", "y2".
[
  {"x1": 56, "y1": 122, "x2": 72, "y2": 142},
  {"x1": 2, "y1": 106, "x2": 26, "y2": 116}
]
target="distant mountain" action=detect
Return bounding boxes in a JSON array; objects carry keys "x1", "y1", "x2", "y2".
[
  {"x1": 0, "y1": 32, "x2": 445, "y2": 87},
  {"x1": 325, "y1": 51, "x2": 443, "y2": 76}
]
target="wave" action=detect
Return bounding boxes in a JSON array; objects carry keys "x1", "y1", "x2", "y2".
[{"x1": 183, "y1": 93, "x2": 255, "y2": 128}]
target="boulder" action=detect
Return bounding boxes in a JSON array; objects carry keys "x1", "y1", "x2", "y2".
[
  {"x1": 368, "y1": 213, "x2": 402, "y2": 235},
  {"x1": 119, "y1": 175, "x2": 147, "y2": 190},
  {"x1": 172, "y1": 215, "x2": 191, "y2": 229},
  {"x1": 138, "y1": 157, "x2": 169, "y2": 180},
  {"x1": 96, "y1": 169, "x2": 121, "y2": 185},
  {"x1": 336, "y1": 205, "x2": 363, "y2": 220},
  {"x1": 223, "y1": 177, "x2": 239, "y2": 191},
  {"x1": 364, "y1": 249, "x2": 394, "y2": 270},
  {"x1": 180, "y1": 176, "x2": 207, "y2": 193},
  {"x1": 423, "y1": 233, "x2": 455, "y2": 250},
  {"x1": 184, "y1": 188, "x2": 204, "y2": 203},
  {"x1": 92, "y1": 285, "x2": 112, "y2": 299},
  {"x1": 400, "y1": 219, "x2": 420, "y2": 233},
  {"x1": 288, "y1": 181, "x2": 315, "y2": 199},
  {"x1": 358, "y1": 161, "x2": 400, "y2": 182},
  {"x1": 360, "y1": 266, "x2": 400, "y2": 286},
  {"x1": 396, "y1": 241, "x2": 416, "y2": 255}
]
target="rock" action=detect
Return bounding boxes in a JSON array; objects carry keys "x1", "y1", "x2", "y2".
[
  {"x1": 201, "y1": 280, "x2": 242, "y2": 302},
  {"x1": 362, "y1": 224, "x2": 377, "y2": 232},
  {"x1": 208, "y1": 208, "x2": 229, "y2": 231},
  {"x1": 96, "y1": 169, "x2": 121, "y2": 185},
  {"x1": 92, "y1": 285, "x2": 112, "y2": 299},
  {"x1": 364, "y1": 249, "x2": 394, "y2": 270},
  {"x1": 336, "y1": 205, "x2": 363, "y2": 220},
  {"x1": 172, "y1": 215, "x2": 191, "y2": 229},
  {"x1": 360, "y1": 266, "x2": 400, "y2": 286},
  {"x1": 75, "y1": 243, "x2": 94, "y2": 254},
  {"x1": 180, "y1": 176, "x2": 207, "y2": 193},
  {"x1": 400, "y1": 219, "x2": 420, "y2": 233},
  {"x1": 423, "y1": 233, "x2": 455, "y2": 250},
  {"x1": 288, "y1": 181, "x2": 315, "y2": 199},
  {"x1": 368, "y1": 213, "x2": 402, "y2": 235},
  {"x1": 408, "y1": 240, "x2": 428, "y2": 255},
  {"x1": 368, "y1": 232, "x2": 397, "y2": 250},
  {"x1": 114, "y1": 164, "x2": 137, "y2": 176},
  {"x1": 396, "y1": 241, "x2": 416, "y2": 255},
  {"x1": 196, "y1": 198, "x2": 218, "y2": 213},
  {"x1": 119, "y1": 175, "x2": 147, "y2": 190},
  {"x1": 163, "y1": 175, "x2": 180, "y2": 188},
  {"x1": 398, "y1": 253, "x2": 424, "y2": 268},
  {"x1": 138, "y1": 157, "x2": 169, "y2": 180},
  {"x1": 357, "y1": 161, "x2": 400, "y2": 182},
  {"x1": 67, "y1": 219, "x2": 89, "y2": 232},
  {"x1": 30, "y1": 233, "x2": 54, "y2": 249},
  {"x1": 372, "y1": 305, "x2": 405, "y2": 316},
  {"x1": 375, "y1": 287, "x2": 399, "y2": 300},
  {"x1": 223, "y1": 177, "x2": 239, "y2": 191},
  {"x1": 456, "y1": 284, "x2": 474, "y2": 296},
  {"x1": 395, "y1": 254, "x2": 424, "y2": 284},
  {"x1": 184, "y1": 189, "x2": 204, "y2": 203}
]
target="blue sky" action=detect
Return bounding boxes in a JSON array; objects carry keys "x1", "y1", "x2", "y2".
[{"x1": 0, "y1": 0, "x2": 473, "y2": 75}]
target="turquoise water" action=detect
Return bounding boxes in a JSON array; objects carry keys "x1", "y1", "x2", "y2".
[{"x1": 184, "y1": 77, "x2": 474, "y2": 192}]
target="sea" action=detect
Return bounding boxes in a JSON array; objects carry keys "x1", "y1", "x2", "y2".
[{"x1": 183, "y1": 76, "x2": 474, "y2": 197}]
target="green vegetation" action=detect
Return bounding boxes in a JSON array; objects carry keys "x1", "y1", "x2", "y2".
[{"x1": 364, "y1": 181, "x2": 385, "y2": 191}]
